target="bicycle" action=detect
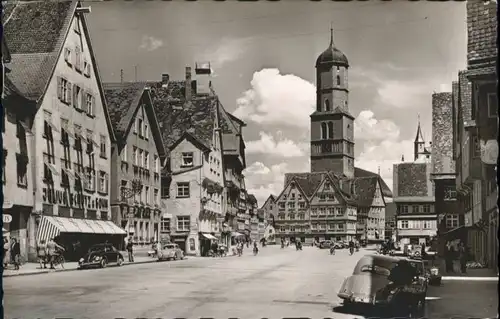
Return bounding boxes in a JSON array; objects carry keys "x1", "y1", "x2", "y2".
[{"x1": 50, "y1": 253, "x2": 65, "y2": 269}]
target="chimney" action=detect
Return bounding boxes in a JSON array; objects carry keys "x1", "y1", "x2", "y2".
[
  {"x1": 161, "y1": 73, "x2": 169, "y2": 88},
  {"x1": 185, "y1": 66, "x2": 192, "y2": 101}
]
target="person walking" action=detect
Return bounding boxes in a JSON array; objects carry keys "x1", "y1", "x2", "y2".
[
  {"x1": 458, "y1": 241, "x2": 467, "y2": 274},
  {"x1": 10, "y1": 238, "x2": 21, "y2": 270},
  {"x1": 3, "y1": 236, "x2": 10, "y2": 268},
  {"x1": 444, "y1": 241, "x2": 454, "y2": 273},
  {"x1": 37, "y1": 239, "x2": 48, "y2": 269},
  {"x1": 126, "y1": 237, "x2": 134, "y2": 262}
]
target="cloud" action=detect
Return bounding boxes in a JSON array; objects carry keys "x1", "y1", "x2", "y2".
[
  {"x1": 233, "y1": 69, "x2": 316, "y2": 128},
  {"x1": 244, "y1": 162, "x2": 290, "y2": 205},
  {"x1": 355, "y1": 139, "x2": 414, "y2": 192},
  {"x1": 354, "y1": 110, "x2": 401, "y2": 141},
  {"x1": 139, "y1": 35, "x2": 163, "y2": 52},
  {"x1": 246, "y1": 132, "x2": 306, "y2": 158},
  {"x1": 199, "y1": 38, "x2": 247, "y2": 69}
]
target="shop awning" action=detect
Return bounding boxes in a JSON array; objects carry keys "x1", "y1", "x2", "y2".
[
  {"x1": 231, "y1": 231, "x2": 245, "y2": 237},
  {"x1": 36, "y1": 216, "x2": 126, "y2": 244},
  {"x1": 201, "y1": 233, "x2": 217, "y2": 240}
]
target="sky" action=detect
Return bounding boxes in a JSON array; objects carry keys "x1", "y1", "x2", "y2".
[{"x1": 86, "y1": 0, "x2": 467, "y2": 206}]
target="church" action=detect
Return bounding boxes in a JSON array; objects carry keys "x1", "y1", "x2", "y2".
[{"x1": 272, "y1": 28, "x2": 393, "y2": 245}]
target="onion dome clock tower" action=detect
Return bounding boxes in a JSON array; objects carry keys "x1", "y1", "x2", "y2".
[{"x1": 310, "y1": 26, "x2": 354, "y2": 178}]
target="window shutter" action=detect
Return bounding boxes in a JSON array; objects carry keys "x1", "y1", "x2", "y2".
[
  {"x1": 57, "y1": 77, "x2": 62, "y2": 100},
  {"x1": 67, "y1": 82, "x2": 72, "y2": 105},
  {"x1": 91, "y1": 96, "x2": 96, "y2": 115},
  {"x1": 81, "y1": 90, "x2": 86, "y2": 113}
]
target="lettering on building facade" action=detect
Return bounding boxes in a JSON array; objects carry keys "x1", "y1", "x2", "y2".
[{"x1": 42, "y1": 188, "x2": 109, "y2": 210}]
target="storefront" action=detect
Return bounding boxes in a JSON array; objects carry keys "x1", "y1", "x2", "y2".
[
  {"x1": 2, "y1": 203, "x2": 32, "y2": 263},
  {"x1": 199, "y1": 232, "x2": 217, "y2": 256},
  {"x1": 170, "y1": 234, "x2": 188, "y2": 253}
]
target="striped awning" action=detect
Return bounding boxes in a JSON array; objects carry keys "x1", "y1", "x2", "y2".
[{"x1": 36, "y1": 216, "x2": 126, "y2": 244}]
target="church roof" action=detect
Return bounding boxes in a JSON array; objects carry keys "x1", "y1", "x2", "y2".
[{"x1": 315, "y1": 28, "x2": 349, "y2": 68}]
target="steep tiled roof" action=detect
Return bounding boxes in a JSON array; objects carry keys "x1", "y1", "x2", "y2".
[
  {"x1": 103, "y1": 82, "x2": 148, "y2": 139},
  {"x1": 2, "y1": 0, "x2": 77, "y2": 101},
  {"x1": 285, "y1": 172, "x2": 324, "y2": 198},
  {"x1": 354, "y1": 167, "x2": 392, "y2": 198},
  {"x1": 431, "y1": 92, "x2": 455, "y2": 175},
  {"x1": 395, "y1": 163, "x2": 429, "y2": 197},
  {"x1": 458, "y1": 71, "x2": 472, "y2": 123},
  {"x1": 247, "y1": 194, "x2": 257, "y2": 205},
  {"x1": 353, "y1": 177, "x2": 378, "y2": 207},
  {"x1": 466, "y1": 0, "x2": 497, "y2": 67},
  {"x1": 150, "y1": 80, "x2": 231, "y2": 155}
]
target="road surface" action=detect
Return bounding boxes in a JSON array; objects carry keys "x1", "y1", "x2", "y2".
[{"x1": 4, "y1": 246, "x2": 497, "y2": 319}]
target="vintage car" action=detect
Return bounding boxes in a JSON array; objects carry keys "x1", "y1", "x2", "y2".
[
  {"x1": 157, "y1": 243, "x2": 184, "y2": 261},
  {"x1": 338, "y1": 254, "x2": 428, "y2": 316},
  {"x1": 78, "y1": 243, "x2": 124, "y2": 269},
  {"x1": 319, "y1": 240, "x2": 333, "y2": 249}
]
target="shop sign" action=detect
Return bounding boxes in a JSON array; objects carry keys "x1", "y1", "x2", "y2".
[
  {"x1": 42, "y1": 187, "x2": 108, "y2": 210},
  {"x1": 3, "y1": 214, "x2": 12, "y2": 223},
  {"x1": 2, "y1": 200, "x2": 13, "y2": 209}
]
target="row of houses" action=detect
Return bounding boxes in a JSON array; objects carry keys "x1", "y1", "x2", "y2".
[{"x1": 2, "y1": 0, "x2": 259, "y2": 261}]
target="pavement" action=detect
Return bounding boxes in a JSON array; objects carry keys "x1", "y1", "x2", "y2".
[{"x1": 3, "y1": 246, "x2": 499, "y2": 319}]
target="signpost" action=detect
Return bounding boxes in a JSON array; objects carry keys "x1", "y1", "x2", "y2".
[{"x1": 3, "y1": 214, "x2": 12, "y2": 223}]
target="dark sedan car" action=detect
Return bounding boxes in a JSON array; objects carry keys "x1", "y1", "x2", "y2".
[
  {"x1": 319, "y1": 240, "x2": 333, "y2": 249},
  {"x1": 338, "y1": 254, "x2": 428, "y2": 317},
  {"x1": 78, "y1": 244, "x2": 124, "y2": 269}
]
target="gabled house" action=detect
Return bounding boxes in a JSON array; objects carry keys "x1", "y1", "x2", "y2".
[
  {"x1": 151, "y1": 65, "x2": 237, "y2": 255},
  {"x1": 2, "y1": 0, "x2": 121, "y2": 261},
  {"x1": 103, "y1": 82, "x2": 166, "y2": 247},
  {"x1": 354, "y1": 177, "x2": 386, "y2": 242}
]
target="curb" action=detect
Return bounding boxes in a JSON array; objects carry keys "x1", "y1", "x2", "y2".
[
  {"x1": 2, "y1": 259, "x2": 158, "y2": 278},
  {"x1": 441, "y1": 276, "x2": 499, "y2": 282}
]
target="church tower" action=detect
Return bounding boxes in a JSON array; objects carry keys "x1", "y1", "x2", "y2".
[
  {"x1": 414, "y1": 116, "x2": 431, "y2": 161},
  {"x1": 310, "y1": 27, "x2": 355, "y2": 178}
]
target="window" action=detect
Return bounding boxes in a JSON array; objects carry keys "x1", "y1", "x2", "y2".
[
  {"x1": 278, "y1": 202, "x2": 285, "y2": 210},
  {"x1": 176, "y1": 182, "x2": 190, "y2": 198},
  {"x1": 120, "y1": 180, "x2": 128, "y2": 200},
  {"x1": 144, "y1": 186, "x2": 150, "y2": 203},
  {"x1": 161, "y1": 179, "x2": 170, "y2": 198},
  {"x1": 400, "y1": 220, "x2": 409, "y2": 229},
  {"x1": 154, "y1": 155, "x2": 159, "y2": 173},
  {"x1": 154, "y1": 188, "x2": 159, "y2": 205},
  {"x1": 139, "y1": 149, "x2": 144, "y2": 167},
  {"x1": 100, "y1": 135, "x2": 106, "y2": 158},
  {"x1": 472, "y1": 135, "x2": 481, "y2": 158},
  {"x1": 134, "y1": 118, "x2": 138, "y2": 134},
  {"x1": 488, "y1": 93, "x2": 498, "y2": 118},
  {"x1": 287, "y1": 202, "x2": 295, "y2": 209},
  {"x1": 328, "y1": 208, "x2": 335, "y2": 215},
  {"x1": 84, "y1": 167, "x2": 96, "y2": 192},
  {"x1": 412, "y1": 205, "x2": 420, "y2": 213},
  {"x1": 75, "y1": 46, "x2": 82, "y2": 72},
  {"x1": 321, "y1": 122, "x2": 327, "y2": 139},
  {"x1": 327, "y1": 122, "x2": 333, "y2": 139},
  {"x1": 443, "y1": 186, "x2": 457, "y2": 201},
  {"x1": 324, "y1": 99, "x2": 330, "y2": 112},
  {"x1": 423, "y1": 220, "x2": 433, "y2": 229},
  {"x1": 121, "y1": 145, "x2": 128, "y2": 162},
  {"x1": 278, "y1": 213, "x2": 285, "y2": 220},
  {"x1": 336, "y1": 75, "x2": 341, "y2": 86},
  {"x1": 138, "y1": 119, "x2": 143, "y2": 137},
  {"x1": 290, "y1": 226, "x2": 296, "y2": 232},
  {"x1": 144, "y1": 123, "x2": 149, "y2": 139},
  {"x1": 298, "y1": 213, "x2": 305, "y2": 220},
  {"x1": 16, "y1": 153, "x2": 28, "y2": 187},
  {"x1": 64, "y1": 48, "x2": 72, "y2": 64},
  {"x1": 57, "y1": 77, "x2": 72, "y2": 104},
  {"x1": 289, "y1": 213, "x2": 295, "y2": 220},
  {"x1": 144, "y1": 152, "x2": 149, "y2": 170},
  {"x1": 98, "y1": 171, "x2": 107, "y2": 193},
  {"x1": 181, "y1": 152, "x2": 194, "y2": 167},
  {"x1": 423, "y1": 204, "x2": 431, "y2": 213},
  {"x1": 337, "y1": 223, "x2": 344, "y2": 230},
  {"x1": 85, "y1": 92, "x2": 94, "y2": 116},
  {"x1": 177, "y1": 216, "x2": 190, "y2": 231},
  {"x1": 299, "y1": 202, "x2": 306, "y2": 209},
  {"x1": 400, "y1": 205, "x2": 408, "y2": 214},
  {"x1": 160, "y1": 217, "x2": 170, "y2": 233},
  {"x1": 445, "y1": 214, "x2": 459, "y2": 228},
  {"x1": 133, "y1": 147, "x2": 138, "y2": 165},
  {"x1": 72, "y1": 85, "x2": 82, "y2": 110}
]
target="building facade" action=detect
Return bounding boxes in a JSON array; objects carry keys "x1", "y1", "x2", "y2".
[
  {"x1": 3, "y1": 1, "x2": 125, "y2": 261},
  {"x1": 393, "y1": 126, "x2": 436, "y2": 246},
  {"x1": 384, "y1": 202, "x2": 397, "y2": 241},
  {"x1": 104, "y1": 82, "x2": 166, "y2": 248},
  {"x1": 272, "y1": 28, "x2": 392, "y2": 243}
]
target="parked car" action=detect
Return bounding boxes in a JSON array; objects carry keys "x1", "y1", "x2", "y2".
[
  {"x1": 338, "y1": 254, "x2": 428, "y2": 317},
  {"x1": 319, "y1": 240, "x2": 333, "y2": 249},
  {"x1": 333, "y1": 242, "x2": 344, "y2": 249},
  {"x1": 78, "y1": 243, "x2": 124, "y2": 269},
  {"x1": 157, "y1": 243, "x2": 184, "y2": 261}
]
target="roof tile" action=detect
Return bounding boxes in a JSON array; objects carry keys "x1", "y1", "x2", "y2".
[
  {"x1": 467, "y1": 0, "x2": 497, "y2": 66},
  {"x1": 395, "y1": 163, "x2": 429, "y2": 197}
]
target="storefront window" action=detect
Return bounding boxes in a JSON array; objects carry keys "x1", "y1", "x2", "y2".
[{"x1": 189, "y1": 238, "x2": 195, "y2": 251}]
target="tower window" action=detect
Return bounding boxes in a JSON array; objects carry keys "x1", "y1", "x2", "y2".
[
  {"x1": 324, "y1": 99, "x2": 330, "y2": 112},
  {"x1": 321, "y1": 123, "x2": 327, "y2": 140},
  {"x1": 327, "y1": 122, "x2": 333, "y2": 139},
  {"x1": 336, "y1": 76, "x2": 341, "y2": 86},
  {"x1": 336, "y1": 66, "x2": 340, "y2": 72}
]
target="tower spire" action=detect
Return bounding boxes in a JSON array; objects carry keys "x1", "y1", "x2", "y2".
[{"x1": 330, "y1": 22, "x2": 334, "y2": 46}]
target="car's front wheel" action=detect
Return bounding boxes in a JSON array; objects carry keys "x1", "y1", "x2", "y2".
[
  {"x1": 117, "y1": 257, "x2": 124, "y2": 266},
  {"x1": 100, "y1": 258, "x2": 107, "y2": 268}
]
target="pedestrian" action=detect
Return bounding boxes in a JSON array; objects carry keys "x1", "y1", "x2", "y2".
[
  {"x1": 37, "y1": 239, "x2": 48, "y2": 269},
  {"x1": 421, "y1": 243, "x2": 426, "y2": 259},
  {"x1": 126, "y1": 237, "x2": 134, "y2": 262},
  {"x1": 444, "y1": 241, "x2": 454, "y2": 273},
  {"x1": 46, "y1": 237, "x2": 64, "y2": 269},
  {"x1": 3, "y1": 236, "x2": 10, "y2": 268},
  {"x1": 10, "y1": 238, "x2": 21, "y2": 270},
  {"x1": 458, "y1": 241, "x2": 467, "y2": 274}
]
